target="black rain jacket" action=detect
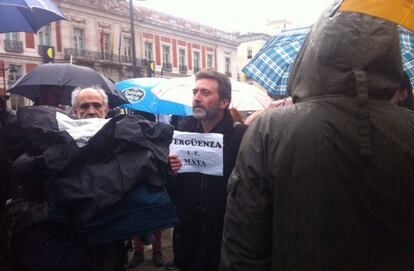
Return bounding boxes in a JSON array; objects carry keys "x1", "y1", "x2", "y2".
[
  {"x1": 173, "y1": 110, "x2": 247, "y2": 271},
  {"x1": 15, "y1": 106, "x2": 173, "y2": 226}
]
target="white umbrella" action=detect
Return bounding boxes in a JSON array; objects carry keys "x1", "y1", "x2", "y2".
[{"x1": 152, "y1": 76, "x2": 273, "y2": 111}]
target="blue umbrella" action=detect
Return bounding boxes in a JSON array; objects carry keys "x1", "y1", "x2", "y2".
[
  {"x1": 243, "y1": 27, "x2": 309, "y2": 96},
  {"x1": 244, "y1": 26, "x2": 414, "y2": 95},
  {"x1": 0, "y1": 0, "x2": 66, "y2": 33},
  {"x1": 116, "y1": 78, "x2": 192, "y2": 116},
  {"x1": 400, "y1": 26, "x2": 414, "y2": 87}
]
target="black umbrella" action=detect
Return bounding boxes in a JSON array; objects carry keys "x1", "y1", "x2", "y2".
[{"x1": 8, "y1": 63, "x2": 129, "y2": 108}]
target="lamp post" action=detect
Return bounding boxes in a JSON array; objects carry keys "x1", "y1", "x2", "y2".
[
  {"x1": 0, "y1": 65, "x2": 16, "y2": 99},
  {"x1": 1, "y1": 67, "x2": 7, "y2": 96},
  {"x1": 129, "y1": 0, "x2": 138, "y2": 77}
]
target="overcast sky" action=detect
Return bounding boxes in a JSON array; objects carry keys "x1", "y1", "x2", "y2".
[{"x1": 134, "y1": 0, "x2": 335, "y2": 33}]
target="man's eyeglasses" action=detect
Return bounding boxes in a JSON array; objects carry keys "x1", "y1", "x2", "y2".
[{"x1": 79, "y1": 102, "x2": 103, "y2": 110}]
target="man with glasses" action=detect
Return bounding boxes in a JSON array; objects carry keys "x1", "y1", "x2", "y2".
[
  {"x1": 71, "y1": 86, "x2": 109, "y2": 119},
  {"x1": 72, "y1": 86, "x2": 130, "y2": 270},
  {"x1": 6, "y1": 86, "x2": 110, "y2": 271}
]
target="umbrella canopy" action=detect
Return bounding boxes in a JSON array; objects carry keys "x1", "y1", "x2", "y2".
[
  {"x1": 116, "y1": 78, "x2": 192, "y2": 116},
  {"x1": 242, "y1": 27, "x2": 309, "y2": 96},
  {"x1": 152, "y1": 76, "x2": 273, "y2": 111},
  {"x1": 8, "y1": 63, "x2": 128, "y2": 108},
  {"x1": 244, "y1": 26, "x2": 414, "y2": 95},
  {"x1": 400, "y1": 26, "x2": 414, "y2": 86},
  {"x1": 0, "y1": 0, "x2": 66, "y2": 33},
  {"x1": 339, "y1": 0, "x2": 414, "y2": 32}
]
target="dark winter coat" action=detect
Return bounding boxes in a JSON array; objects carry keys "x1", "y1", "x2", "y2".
[
  {"x1": 173, "y1": 110, "x2": 247, "y2": 271},
  {"x1": 0, "y1": 120, "x2": 8, "y2": 216},
  {"x1": 13, "y1": 106, "x2": 174, "y2": 226},
  {"x1": 220, "y1": 6, "x2": 414, "y2": 271},
  {"x1": 0, "y1": 98, "x2": 25, "y2": 217},
  {"x1": 5, "y1": 106, "x2": 176, "y2": 270}
]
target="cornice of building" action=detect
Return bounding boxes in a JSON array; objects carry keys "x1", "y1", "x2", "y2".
[
  {"x1": 60, "y1": 0, "x2": 129, "y2": 14},
  {"x1": 236, "y1": 32, "x2": 271, "y2": 42},
  {"x1": 60, "y1": 0, "x2": 240, "y2": 47},
  {"x1": 0, "y1": 53, "x2": 43, "y2": 63},
  {"x1": 135, "y1": 6, "x2": 239, "y2": 46},
  {"x1": 138, "y1": 20, "x2": 239, "y2": 48},
  {"x1": 141, "y1": 30, "x2": 237, "y2": 55}
]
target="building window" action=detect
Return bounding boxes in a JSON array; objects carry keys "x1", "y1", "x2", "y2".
[
  {"x1": 123, "y1": 37, "x2": 132, "y2": 62},
  {"x1": 5, "y1": 32, "x2": 19, "y2": 42},
  {"x1": 207, "y1": 54, "x2": 213, "y2": 68},
  {"x1": 73, "y1": 28, "x2": 85, "y2": 57},
  {"x1": 102, "y1": 32, "x2": 111, "y2": 60},
  {"x1": 4, "y1": 33, "x2": 23, "y2": 53},
  {"x1": 162, "y1": 45, "x2": 171, "y2": 64},
  {"x1": 193, "y1": 51, "x2": 200, "y2": 73},
  {"x1": 178, "y1": 48, "x2": 187, "y2": 73},
  {"x1": 247, "y1": 48, "x2": 253, "y2": 59},
  {"x1": 144, "y1": 42, "x2": 153, "y2": 61},
  {"x1": 225, "y1": 57, "x2": 231, "y2": 77},
  {"x1": 162, "y1": 45, "x2": 172, "y2": 72},
  {"x1": 38, "y1": 25, "x2": 51, "y2": 46}
]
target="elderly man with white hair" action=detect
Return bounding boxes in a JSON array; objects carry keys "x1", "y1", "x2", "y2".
[{"x1": 71, "y1": 86, "x2": 109, "y2": 119}]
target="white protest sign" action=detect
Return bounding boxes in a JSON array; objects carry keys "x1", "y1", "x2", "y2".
[
  {"x1": 170, "y1": 131, "x2": 224, "y2": 176},
  {"x1": 56, "y1": 112, "x2": 110, "y2": 148}
]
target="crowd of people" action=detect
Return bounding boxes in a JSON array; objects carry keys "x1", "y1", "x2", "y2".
[{"x1": 1, "y1": 2, "x2": 414, "y2": 271}]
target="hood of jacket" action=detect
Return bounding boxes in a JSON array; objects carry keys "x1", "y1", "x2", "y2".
[{"x1": 288, "y1": 1, "x2": 403, "y2": 102}]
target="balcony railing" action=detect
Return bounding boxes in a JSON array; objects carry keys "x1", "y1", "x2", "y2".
[
  {"x1": 120, "y1": 55, "x2": 132, "y2": 63},
  {"x1": 162, "y1": 63, "x2": 172, "y2": 72},
  {"x1": 4, "y1": 40, "x2": 23, "y2": 53},
  {"x1": 65, "y1": 48, "x2": 87, "y2": 58},
  {"x1": 179, "y1": 65, "x2": 187, "y2": 74},
  {"x1": 64, "y1": 48, "x2": 147, "y2": 66},
  {"x1": 38, "y1": 44, "x2": 54, "y2": 54}
]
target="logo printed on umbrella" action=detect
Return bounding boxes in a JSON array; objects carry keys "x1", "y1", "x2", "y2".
[{"x1": 124, "y1": 87, "x2": 146, "y2": 103}]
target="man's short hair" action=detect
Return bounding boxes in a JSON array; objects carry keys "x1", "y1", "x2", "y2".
[
  {"x1": 195, "y1": 69, "x2": 232, "y2": 102},
  {"x1": 71, "y1": 86, "x2": 108, "y2": 108}
]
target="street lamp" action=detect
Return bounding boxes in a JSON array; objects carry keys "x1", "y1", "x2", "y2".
[
  {"x1": 129, "y1": 0, "x2": 146, "y2": 78},
  {"x1": 0, "y1": 64, "x2": 17, "y2": 98},
  {"x1": 129, "y1": 0, "x2": 138, "y2": 77}
]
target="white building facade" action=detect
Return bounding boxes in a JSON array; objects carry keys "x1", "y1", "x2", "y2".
[{"x1": 236, "y1": 33, "x2": 270, "y2": 86}]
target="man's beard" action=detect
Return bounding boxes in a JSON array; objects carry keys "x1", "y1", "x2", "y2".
[{"x1": 192, "y1": 103, "x2": 220, "y2": 121}]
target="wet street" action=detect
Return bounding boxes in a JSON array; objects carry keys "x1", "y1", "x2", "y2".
[{"x1": 127, "y1": 228, "x2": 174, "y2": 271}]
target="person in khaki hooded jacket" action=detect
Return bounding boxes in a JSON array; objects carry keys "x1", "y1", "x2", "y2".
[{"x1": 220, "y1": 2, "x2": 414, "y2": 271}]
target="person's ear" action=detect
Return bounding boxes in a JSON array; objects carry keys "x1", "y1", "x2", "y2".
[
  {"x1": 220, "y1": 98, "x2": 230, "y2": 109},
  {"x1": 72, "y1": 107, "x2": 79, "y2": 117}
]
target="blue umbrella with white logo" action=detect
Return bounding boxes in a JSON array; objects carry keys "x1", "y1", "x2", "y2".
[{"x1": 116, "y1": 78, "x2": 192, "y2": 116}]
